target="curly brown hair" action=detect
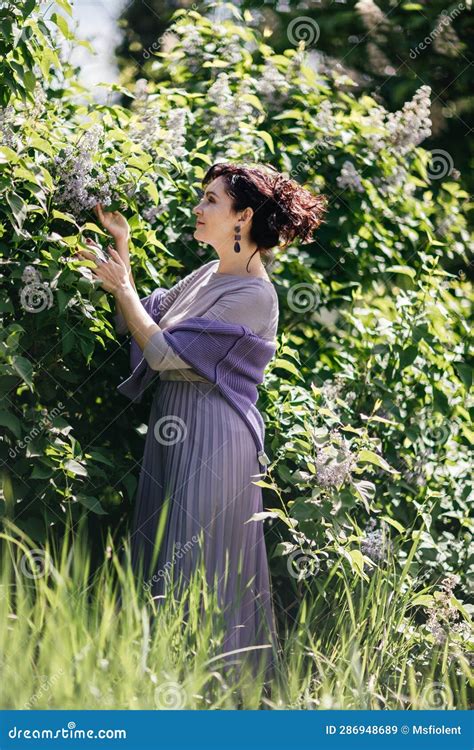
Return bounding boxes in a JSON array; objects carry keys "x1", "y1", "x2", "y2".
[{"x1": 202, "y1": 162, "x2": 328, "y2": 272}]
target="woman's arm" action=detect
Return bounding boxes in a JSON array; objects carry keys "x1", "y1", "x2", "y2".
[
  {"x1": 114, "y1": 236, "x2": 136, "y2": 312},
  {"x1": 115, "y1": 282, "x2": 161, "y2": 352}
]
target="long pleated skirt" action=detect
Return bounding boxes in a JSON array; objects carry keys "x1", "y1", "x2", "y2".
[{"x1": 129, "y1": 378, "x2": 279, "y2": 684}]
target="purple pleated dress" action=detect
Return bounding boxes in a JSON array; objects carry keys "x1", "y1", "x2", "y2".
[{"x1": 115, "y1": 259, "x2": 280, "y2": 683}]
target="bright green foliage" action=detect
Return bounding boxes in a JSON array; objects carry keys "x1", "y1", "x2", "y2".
[{"x1": 0, "y1": 3, "x2": 472, "y2": 606}]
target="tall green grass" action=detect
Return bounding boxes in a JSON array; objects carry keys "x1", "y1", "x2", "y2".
[{"x1": 0, "y1": 518, "x2": 471, "y2": 710}]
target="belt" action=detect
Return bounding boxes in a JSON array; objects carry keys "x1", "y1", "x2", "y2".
[{"x1": 159, "y1": 368, "x2": 212, "y2": 384}]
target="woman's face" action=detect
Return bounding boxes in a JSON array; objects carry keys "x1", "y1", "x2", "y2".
[{"x1": 192, "y1": 176, "x2": 250, "y2": 253}]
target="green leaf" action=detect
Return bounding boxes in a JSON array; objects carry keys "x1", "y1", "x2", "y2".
[
  {"x1": 348, "y1": 548, "x2": 367, "y2": 578},
  {"x1": 240, "y1": 93, "x2": 264, "y2": 112},
  {"x1": 57, "y1": 289, "x2": 72, "y2": 314},
  {"x1": 399, "y1": 345, "x2": 418, "y2": 370},
  {"x1": 353, "y1": 480, "x2": 375, "y2": 513},
  {"x1": 76, "y1": 494, "x2": 107, "y2": 515},
  {"x1": 12, "y1": 356, "x2": 33, "y2": 389},
  {"x1": 0, "y1": 146, "x2": 20, "y2": 164},
  {"x1": 272, "y1": 358, "x2": 303, "y2": 378},
  {"x1": 64, "y1": 459, "x2": 88, "y2": 477},
  {"x1": 255, "y1": 130, "x2": 275, "y2": 153},
  {"x1": 379, "y1": 515, "x2": 405, "y2": 534},
  {"x1": 245, "y1": 511, "x2": 280, "y2": 523},
  {"x1": 453, "y1": 362, "x2": 472, "y2": 391},
  {"x1": 6, "y1": 192, "x2": 27, "y2": 230},
  {"x1": 51, "y1": 12, "x2": 72, "y2": 38},
  {"x1": 55, "y1": 0, "x2": 73, "y2": 15},
  {"x1": 410, "y1": 594, "x2": 434, "y2": 607},
  {"x1": 52, "y1": 209, "x2": 79, "y2": 226},
  {"x1": 358, "y1": 449, "x2": 396, "y2": 474},
  {"x1": 0, "y1": 410, "x2": 22, "y2": 439},
  {"x1": 432, "y1": 386, "x2": 449, "y2": 414},
  {"x1": 386, "y1": 265, "x2": 416, "y2": 279}
]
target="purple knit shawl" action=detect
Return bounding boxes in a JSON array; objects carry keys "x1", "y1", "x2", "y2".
[{"x1": 116, "y1": 288, "x2": 276, "y2": 473}]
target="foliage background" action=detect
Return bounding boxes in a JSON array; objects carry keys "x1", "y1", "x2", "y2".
[{"x1": 0, "y1": 0, "x2": 472, "y2": 638}]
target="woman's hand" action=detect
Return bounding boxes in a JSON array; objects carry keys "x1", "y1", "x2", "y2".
[
  {"x1": 93, "y1": 202, "x2": 130, "y2": 243},
  {"x1": 72, "y1": 240, "x2": 131, "y2": 296}
]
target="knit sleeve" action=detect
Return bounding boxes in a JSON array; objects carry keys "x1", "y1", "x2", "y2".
[
  {"x1": 142, "y1": 329, "x2": 193, "y2": 371},
  {"x1": 139, "y1": 261, "x2": 217, "y2": 371},
  {"x1": 201, "y1": 285, "x2": 279, "y2": 340}
]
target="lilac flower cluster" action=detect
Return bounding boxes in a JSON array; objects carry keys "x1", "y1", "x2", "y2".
[
  {"x1": 167, "y1": 22, "x2": 244, "y2": 75},
  {"x1": 207, "y1": 74, "x2": 259, "y2": 155},
  {"x1": 337, "y1": 160, "x2": 365, "y2": 193},
  {"x1": 52, "y1": 124, "x2": 127, "y2": 219},
  {"x1": 338, "y1": 85, "x2": 432, "y2": 196},
  {"x1": 128, "y1": 81, "x2": 191, "y2": 224},
  {"x1": 432, "y1": 13, "x2": 464, "y2": 57},
  {"x1": 314, "y1": 430, "x2": 356, "y2": 489},
  {"x1": 253, "y1": 60, "x2": 291, "y2": 101},
  {"x1": 385, "y1": 85, "x2": 432, "y2": 156},
  {"x1": 360, "y1": 517, "x2": 393, "y2": 565},
  {"x1": 0, "y1": 105, "x2": 19, "y2": 149},
  {"x1": 424, "y1": 574, "x2": 471, "y2": 646}
]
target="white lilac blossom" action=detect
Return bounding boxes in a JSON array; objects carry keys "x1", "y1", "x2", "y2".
[
  {"x1": 128, "y1": 90, "x2": 190, "y2": 221},
  {"x1": 52, "y1": 124, "x2": 124, "y2": 219},
  {"x1": 208, "y1": 72, "x2": 234, "y2": 110},
  {"x1": 385, "y1": 85, "x2": 432, "y2": 156},
  {"x1": 168, "y1": 23, "x2": 243, "y2": 74},
  {"x1": 165, "y1": 107, "x2": 189, "y2": 158},
  {"x1": 432, "y1": 14, "x2": 464, "y2": 57},
  {"x1": 374, "y1": 164, "x2": 417, "y2": 198},
  {"x1": 174, "y1": 23, "x2": 204, "y2": 56},
  {"x1": 360, "y1": 518, "x2": 393, "y2": 564},
  {"x1": 0, "y1": 105, "x2": 18, "y2": 149},
  {"x1": 128, "y1": 82, "x2": 191, "y2": 222},
  {"x1": 314, "y1": 432, "x2": 356, "y2": 488},
  {"x1": 361, "y1": 105, "x2": 388, "y2": 154},
  {"x1": 207, "y1": 73, "x2": 258, "y2": 139},
  {"x1": 130, "y1": 81, "x2": 189, "y2": 159},
  {"x1": 424, "y1": 574, "x2": 470, "y2": 646},
  {"x1": 313, "y1": 100, "x2": 337, "y2": 133},
  {"x1": 254, "y1": 60, "x2": 291, "y2": 100},
  {"x1": 28, "y1": 85, "x2": 47, "y2": 121},
  {"x1": 320, "y1": 376, "x2": 345, "y2": 403},
  {"x1": 355, "y1": 0, "x2": 390, "y2": 36},
  {"x1": 366, "y1": 41, "x2": 394, "y2": 77},
  {"x1": 142, "y1": 202, "x2": 169, "y2": 223},
  {"x1": 336, "y1": 160, "x2": 365, "y2": 193},
  {"x1": 129, "y1": 98, "x2": 162, "y2": 154}
]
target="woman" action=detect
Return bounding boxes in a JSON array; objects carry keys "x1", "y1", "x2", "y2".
[{"x1": 74, "y1": 162, "x2": 328, "y2": 686}]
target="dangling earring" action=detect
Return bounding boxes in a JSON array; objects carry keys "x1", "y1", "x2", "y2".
[{"x1": 234, "y1": 222, "x2": 241, "y2": 253}]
